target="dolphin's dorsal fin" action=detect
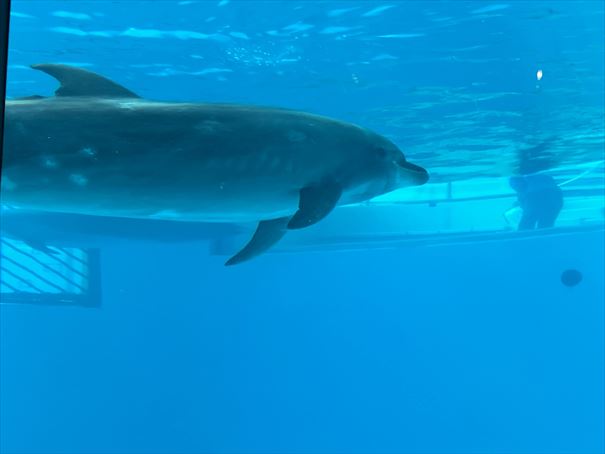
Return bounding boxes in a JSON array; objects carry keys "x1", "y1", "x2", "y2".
[{"x1": 31, "y1": 63, "x2": 140, "y2": 98}]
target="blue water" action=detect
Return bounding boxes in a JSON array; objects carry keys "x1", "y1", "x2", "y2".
[{"x1": 1, "y1": 1, "x2": 604, "y2": 453}]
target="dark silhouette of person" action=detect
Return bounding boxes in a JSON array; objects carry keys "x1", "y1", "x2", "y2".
[{"x1": 509, "y1": 174, "x2": 564, "y2": 230}]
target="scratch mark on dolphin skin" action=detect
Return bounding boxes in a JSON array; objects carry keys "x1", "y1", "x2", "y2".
[
  {"x1": 270, "y1": 156, "x2": 281, "y2": 169},
  {"x1": 195, "y1": 120, "x2": 225, "y2": 134},
  {"x1": 79, "y1": 146, "x2": 96, "y2": 157},
  {"x1": 287, "y1": 130, "x2": 306, "y2": 142},
  {"x1": 236, "y1": 158, "x2": 248, "y2": 172},
  {"x1": 14, "y1": 122, "x2": 27, "y2": 135},
  {"x1": 69, "y1": 174, "x2": 88, "y2": 186},
  {"x1": 205, "y1": 158, "x2": 219, "y2": 169},
  {"x1": 42, "y1": 156, "x2": 59, "y2": 168},
  {"x1": 285, "y1": 159, "x2": 294, "y2": 173},
  {"x1": 254, "y1": 152, "x2": 268, "y2": 170}
]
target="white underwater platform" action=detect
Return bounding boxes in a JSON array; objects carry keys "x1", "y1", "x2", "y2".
[{"x1": 262, "y1": 162, "x2": 605, "y2": 254}]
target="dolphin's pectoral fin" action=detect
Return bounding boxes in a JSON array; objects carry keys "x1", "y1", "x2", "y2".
[
  {"x1": 225, "y1": 216, "x2": 290, "y2": 266},
  {"x1": 287, "y1": 182, "x2": 342, "y2": 229},
  {"x1": 31, "y1": 63, "x2": 140, "y2": 99}
]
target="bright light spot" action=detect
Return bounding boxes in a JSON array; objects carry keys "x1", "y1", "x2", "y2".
[{"x1": 536, "y1": 69, "x2": 543, "y2": 81}]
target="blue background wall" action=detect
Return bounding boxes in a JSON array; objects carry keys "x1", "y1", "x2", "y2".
[{"x1": 1, "y1": 231, "x2": 603, "y2": 454}]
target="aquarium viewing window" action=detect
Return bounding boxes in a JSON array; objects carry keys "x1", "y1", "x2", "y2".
[{"x1": 0, "y1": 1, "x2": 603, "y2": 454}]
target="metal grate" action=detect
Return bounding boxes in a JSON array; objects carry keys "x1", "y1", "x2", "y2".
[{"x1": 0, "y1": 238, "x2": 101, "y2": 307}]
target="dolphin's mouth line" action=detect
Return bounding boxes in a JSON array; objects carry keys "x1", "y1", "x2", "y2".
[
  {"x1": 397, "y1": 160, "x2": 424, "y2": 173},
  {"x1": 395, "y1": 159, "x2": 430, "y2": 185}
]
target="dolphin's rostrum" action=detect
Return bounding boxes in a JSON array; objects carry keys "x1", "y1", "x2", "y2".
[{"x1": 2, "y1": 64, "x2": 429, "y2": 265}]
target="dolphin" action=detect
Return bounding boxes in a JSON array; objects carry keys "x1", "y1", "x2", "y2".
[{"x1": 1, "y1": 64, "x2": 429, "y2": 265}]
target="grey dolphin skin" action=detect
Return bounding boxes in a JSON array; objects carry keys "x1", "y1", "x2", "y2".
[{"x1": 2, "y1": 64, "x2": 429, "y2": 265}]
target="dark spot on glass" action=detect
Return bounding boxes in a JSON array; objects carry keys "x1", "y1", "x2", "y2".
[{"x1": 561, "y1": 269, "x2": 582, "y2": 287}]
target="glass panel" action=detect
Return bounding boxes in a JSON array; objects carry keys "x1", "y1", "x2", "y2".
[{"x1": 1, "y1": 2, "x2": 603, "y2": 454}]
